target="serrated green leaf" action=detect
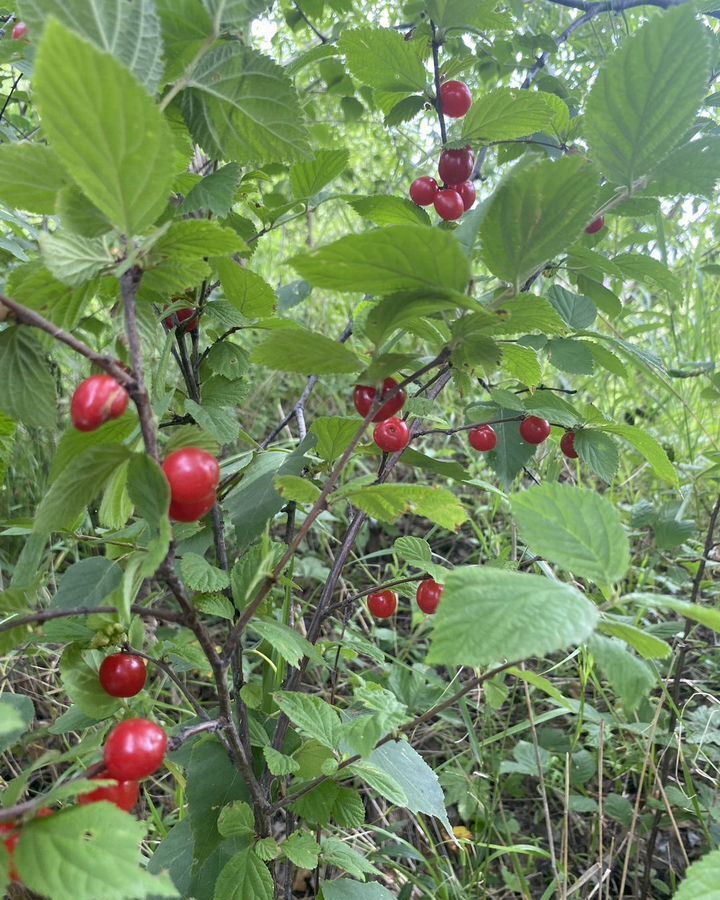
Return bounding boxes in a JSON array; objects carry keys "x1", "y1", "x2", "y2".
[
  {"x1": 185, "y1": 399, "x2": 241, "y2": 445},
  {"x1": 214, "y1": 849, "x2": 273, "y2": 900},
  {"x1": 428, "y1": 567, "x2": 599, "y2": 667},
  {"x1": 461, "y1": 88, "x2": 558, "y2": 144},
  {"x1": 60, "y1": 645, "x2": 121, "y2": 718},
  {"x1": 180, "y1": 552, "x2": 230, "y2": 592},
  {"x1": 624, "y1": 593, "x2": 720, "y2": 635},
  {"x1": 18, "y1": 0, "x2": 164, "y2": 93},
  {"x1": 480, "y1": 156, "x2": 599, "y2": 291},
  {"x1": 321, "y1": 838, "x2": 381, "y2": 882},
  {"x1": 597, "y1": 423, "x2": 677, "y2": 484},
  {"x1": 182, "y1": 163, "x2": 242, "y2": 217},
  {"x1": 217, "y1": 801, "x2": 254, "y2": 839},
  {"x1": 34, "y1": 20, "x2": 174, "y2": 236},
  {"x1": 485, "y1": 296, "x2": 567, "y2": 337},
  {"x1": 183, "y1": 43, "x2": 311, "y2": 163},
  {"x1": 291, "y1": 149, "x2": 349, "y2": 198},
  {"x1": 40, "y1": 232, "x2": 115, "y2": 286},
  {"x1": 274, "y1": 691, "x2": 342, "y2": 748},
  {"x1": 585, "y1": 5, "x2": 710, "y2": 187},
  {"x1": 127, "y1": 454, "x2": 170, "y2": 527},
  {"x1": 0, "y1": 143, "x2": 67, "y2": 213},
  {"x1": 282, "y1": 831, "x2": 320, "y2": 869},
  {"x1": 0, "y1": 328, "x2": 57, "y2": 429},
  {"x1": 52, "y1": 558, "x2": 122, "y2": 610},
  {"x1": 648, "y1": 136, "x2": 720, "y2": 197},
  {"x1": 588, "y1": 635, "x2": 655, "y2": 711},
  {"x1": 547, "y1": 338, "x2": 594, "y2": 375},
  {"x1": 0, "y1": 694, "x2": 34, "y2": 753},
  {"x1": 249, "y1": 619, "x2": 317, "y2": 668},
  {"x1": 310, "y1": 417, "x2": 360, "y2": 463},
  {"x1": 348, "y1": 760, "x2": 408, "y2": 806},
  {"x1": 512, "y1": 483, "x2": 629, "y2": 586},
  {"x1": 254, "y1": 837, "x2": 280, "y2": 861},
  {"x1": 346, "y1": 194, "x2": 430, "y2": 227},
  {"x1": 292, "y1": 225, "x2": 470, "y2": 294},
  {"x1": 598, "y1": 620, "x2": 671, "y2": 660},
  {"x1": 274, "y1": 475, "x2": 321, "y2": 505},
  {"x1": 251, "y1": 326, "x2": 361, "y2": 374},
  {"x1": 340, "y1": 27, "x2": 427, "y2": 93},
  {"x1": 545, "y1": 285, "x2": 597, "y2": 330},
  {"x1": 673, "y1": 848, "x2": 720, "y2": 899},
  {"x1": 339, "y1": 484, "x2": 467, "y2": 531},
  {"x1": 262, "y1": 746, "x2": 300, "y2": 776},
  {"x1": 574, "y1": 430, "x2": 619, "y2": 483},
  {"x1": 502, "y1": 344, "x2": 542, "y2": 386},
  {"x1": 215, "y1": 258, "x2": 276, "y2": 318},
  {"x1": 35, "y1": 445, "x2": 132, "y2": 533}
]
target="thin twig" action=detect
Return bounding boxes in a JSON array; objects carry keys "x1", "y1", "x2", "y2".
[{"x1": 0, "y1": 604, "x2": 184, "y2": 636}]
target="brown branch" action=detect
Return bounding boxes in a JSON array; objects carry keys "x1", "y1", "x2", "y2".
[
  {"x1": 0, "y1": 604, "x2": 184, "y2": 636},
  {"x1": 430, "y1": 20, "x2": 448, "y2": 145}
]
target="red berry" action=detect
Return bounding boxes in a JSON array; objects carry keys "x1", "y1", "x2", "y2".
[
  {"x1": 373, "y1": 417, "x2": 410, "y2": 453},
  {"x1": 456, "y1": 181, "x2": 476, "y2": 211},
  {"x1": 162, "y1": 448, "x2": 220, "y2": 505},
  {"x1": 416, "y1": 579, "x2": 443, "y2": 614},
  {"x1": 560, "y1": 431, "x2": 579, "y2": 459},
  {"x1": 520, "y1": 416, "x2": 551, "y2": 445},
  {"x1": 439, "y1": 81, "x2": 472, "y2": 118},
  {"x1": 71, "y1": 375, "x2": 129, "y2": 432},
  {"x1": 99, "y1": 654, "x2": 147, "y2": 698},
  {"x1": 438, "y1": 148, "x2": 474, "y2": 186},
  {"x1": 163, "y1": 307, "x2": 198, "y2": 333},
  {"x1": 367, "y1": 590, "x2": 398, "y2": 619},
  {"x1": 353, "y1": 378, "x2": 406, "y2": 422},
  {"x1": 11, "y1": 21, "x2": 27, "y2": 40},
  {"x1": 103, "y1": 719, "x2": 167, "y2": 781},
  {"x1": 585, "y1": 216, "x2": 605, "y2": 235},
  {"x1": 409, "y1": 176, "x2": 438, "y2": 206},
  {"x1": 169, "y1": 492, "x2": 217, "y2": 523},
  {"x1": 434, "y1": 189, "x2": 464, "y2": 221},
  {"x1": 79, "y1": 773, "x2": 140, "y2": 813},
  {"x1": 469, "y1": 425, "x2": 497, "y2": 452},
  {"x1": 0, "y1": 823, "x2": 20, "y2": 881}
]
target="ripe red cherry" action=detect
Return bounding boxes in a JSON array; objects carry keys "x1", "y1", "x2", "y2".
[
  {"x1": 99, "y1": 653, "x2": 147, "y2": 698},
  {"x1": 169, "y1": 492, "x2": 216, "y2": 523},
  {"x1": 12, "y1": 21, "x2": 27, "y2": 40},
  {"x1": 368, "y1": 590, "x2": 398, "y2": 619},
  {"x1": 438, "y1": 148, "x2": 474, "y2": 186},
  {"x1": 469, "y1": 424, "x2": 497, "y2": 452},
  {"x1": 409, "y1": 176, "x2": 438, "y2": 206},
  {"x1": 457, "y1": 181, "x2": 476, "y2": 211},
  {"x1": 434, "y1": 189, "x2": 464, "y2": 221},
  {"x1": 440, "y1": 81, "x2": 472, "y2": 118},
  {"x1": 163, "y1": 307, "x2": 198, "y2": 333},
  {"x1": 520, "y1": 416, "x2": 551, "y2": 445},
  {"x1": 560, "y1": 431, "x2": 579, "y2": 459},
  {"x1": 162, "y1": 448, "x2": 220, "y2": 505},
  {"x1": 104, "y1": 718, "x2": 167, "y2": 781},
  {"x1": 416, "y1": 579, "x2": 444, "y2": 614},
  {"x1": 353, "y1": 378, "x2": 407, "y2": 422},
  {"x1": 71, "y1": 375, "x2": 129, "y2": 432},
  {"x1": 374, "y1": 417, "x2": 410, "y2": 453},
  {"x1": 79, "y1": 773, "x2": 140, "y2": 813},
  {"x1": 585, "y1": 216, "x2": 605, "y2": 235}
]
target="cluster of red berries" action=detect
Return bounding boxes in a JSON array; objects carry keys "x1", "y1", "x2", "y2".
[
  {"x1": 368, "y1": 578, "x2": 444, "y2": 619},
  {"x1": 1, "y1": 718, "x2": 166, "y2": 883},
  {"x1": 409, "y1": 82, "x2": 476, "y2": 222},
  {"x1": 468, "y1": 416, "x2": 579, "y2": 459},
  {"x1": 354, "y1": 377, "x2": 411, "y2": 453}
]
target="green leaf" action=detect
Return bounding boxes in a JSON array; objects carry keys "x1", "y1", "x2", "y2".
[
  {"x1": 612, "y1": 252, "x2": 680, "y2": 296},
  {"x1": 625, "y1": 594, "x2": 720, "y2": 635},
  {"x1": 8, "y1": 262, "x2": 97, "y2": 331},
  {"x1": 214, "y1": 849, "x2": 273, "y2": 900},
  {"x1": 427, "y1": 0, "x2": 511, "y2": 31},
  {"x1": 18, "y1": 0, "x2": 165, "y2": 93},
  {"x1": 0, "y1": 412, "x2": 16, "y2": 488},
  {"x1": 393, "y1": 536, "x2": 432, "y2": 568},
  {"x1": 15, "y1": 804, "x2": 178, "y2": 900},
  {"x1": 547, "y1": 338, "x2": 594, "y2": 375},
  {"x1": 511, "y1": 483, "x2": 630, "y2": 586},
  {"x1": 203, "y1": 0, "x2": 272, "y2": 30},
  {"x1": 0, "y1": 694, "x2": 34, "y2": 753},
  {"x1": 262, "y1": 746, "x2": 300, "y2": 776},
  {"x1": 290, "y1": 780, "x2": 340, "y2": 826},
  {"x1": 574, "y1": 431, "x2": 619, "y2": 483},
  {"x1": 183, "y1": 44, "x2": 311, "y2": 163},
  {"x1": 254, "y1": 837, "x2": 280, "y2": 861},
  {"x1": 545, "y1": 285, "x2": 597, "y2": 330},
  {"x1": 291, "y1": 149, "x2": 349, "y2": 198},
  {"x1": 339, "y1": 484, "x2": 467, "y2": 532},
  {"x1": 340, "y1": 27, "x2": 427, "y2": 93},
  {"x1": 320, "y1": 838, "x2": 380, "y2": 881},
  {"x1": 274, "y1": 475, "x2": 321, "y2": 505},
  {"x1": 322, "y1": 880, "x2": 395, "y2": 900},
  {"x1": 311, "y1": 417, "x2": 360, "y2": 463},
  {"x1": 217, "y1": 801, "x2": 254, "y2": 839},
  {"x1": 596, "y1": 423, "x2": 677, "y2": 485},
  {"x1": 34, "y1": 20, "x2": 174, "y2": 236},
  {"x1": 348, "y1": 760, "x2": 408, "y2": 806},
  {"x1": 598, "y1": 620, "x2": 671, "y2": 660},
  {"x1": 274, "y1": 691, "x2": 342, "y2": 748},
  {"x1": 251, "y1": 326, "x2": 362, "y2": 374},
  {"x1": 60, "y1": 645, "x2": 121, "y2": 718},
  {"x1": 292, "y1": 225, "x2": 471, "y2": 294},
  {"x1": 35, "y1": 445, "x2": 132, "y2": 533},
  {"x1": 364, "y1": 289, "x2": 473, "y2": 344},
  {"x1": 588, "y1": 635, "x2": 655, "y2": 711},
  {"x1": 369, "y1": 740, "x2": 452, "y2": 834},
  {"x1": 215, "y1": 259, "x2": 277, "y2": 318},
  {"x1": 648, "y1": 136, "x2": 720, "y2": 197},
  {"x1": 502, "y1": 344, "x2": 542, "y2": 387},
  {"x1": 346, "y1": 194, "x2": 430, "y2": 226},
  {"x1": 673, "y1": 848, "x2": 720, "y2": 899},
  {"x1": 180, "y1": 552, "x2": 230, "y2": 592},
  {"x1": 185, "y1": 399, "x2": 241, "y2": 446},
  {"x1": 39, "y1": 232, "x2": 115, "y2": 286},
  {"x1": 282, "y1": 831, "x2": 320, "y2": 869},
  {"x1": 585, "y1": 5, "x2": 710, "y2": 188},
  {"x1": 0, "y1": 143, "x2": 67, "y2": 213},
  {"x1": 0, "y1": 328, "x2": 57, "y2": 429},
  {"x1": 249, "y1": 619, "x2": 317, "y2": 668},
  {"x1": 52, "y1": 558, "x2": 122, "y2": 610},
  {"x1": 484, "y1": 296, "x2": 567, "y2": 337},
  {"x1": 461, "y1": 89, "x2": 558, "y2": 143},
  {"x1": 428, "y1": 567, "x2": 599, "y2": 667},
  {"x1": 127, "y1": 454, "x2": 170, "y2": 527},
  {"x1": 182, "y1": 163, "x2": 242, "y2": 217},
  {"x1": 480, "y1": 156, "x2": 599, "y2": 291}
]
